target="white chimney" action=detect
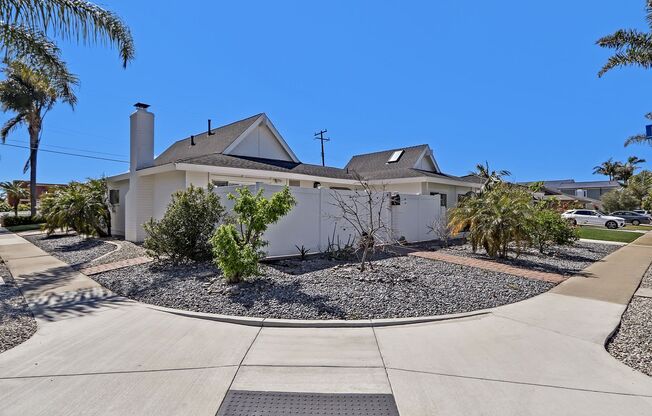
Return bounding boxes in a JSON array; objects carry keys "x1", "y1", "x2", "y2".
[{"x1": 130, "y1": 102, "x2": 154, "y2": 172}]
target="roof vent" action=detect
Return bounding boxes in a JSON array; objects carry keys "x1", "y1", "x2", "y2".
[
  {"x1": 134, "y1": 102, "x2": 150, "y2": 109},
  {"x1": 387, "y1": 150, "x2": 404, "y2": 163}
]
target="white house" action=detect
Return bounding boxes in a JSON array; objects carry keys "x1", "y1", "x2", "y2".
[{"x1": 107, "y1": 104, "x2": 480, "y2": 251}]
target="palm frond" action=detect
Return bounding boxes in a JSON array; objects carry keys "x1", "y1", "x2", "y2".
[
  {"x1": 596, "y1": 29, "x2": 652, "y2": 77},
  {"x1": 0, "y1": 21, "x2": 72, "y2": 79},
  {"x1": 1, "y1": 0, "x2": 135, "y2": 67},
  {"x1": 0, "y1": 113, "x2": 24, "y2": 142},
  {"x1": 624, "y1": 133, "x2": 651, "y2": 147}
]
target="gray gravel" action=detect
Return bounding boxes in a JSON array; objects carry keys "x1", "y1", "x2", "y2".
[
  {"x1": 24, "y1": 233, "x2": 116, "y2": 268},
  {"x1": 607, "y1": 266, "x2": 652, "y2": 377},
  {"x1": 91, "y1": 254, "x2": 554, "y2": 320},
  {"x1": 0, "y1": 261, "x2": 36, "y2": 353},
  {"x1": 87, "y1": 240, "x2": 147, "y2": 267},
  {"x1": 438, "y1": 241, "x2": 618, "y2": 276}
]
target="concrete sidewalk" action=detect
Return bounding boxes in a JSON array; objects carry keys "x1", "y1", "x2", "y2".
[{"x1": 0, "y1": 229, "x2": 651, "y2": 415}]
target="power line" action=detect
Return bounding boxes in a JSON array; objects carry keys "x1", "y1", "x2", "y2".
[
  {"x1": 5, "y1": 139, "x2": 127, "y2": 158},
  {"x1": 0, "y1": 143, "x2": 129, "y2": 163}
]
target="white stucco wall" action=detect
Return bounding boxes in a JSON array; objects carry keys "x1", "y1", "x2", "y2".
[
  {"x1": 229, "y1": 124, "x2": 293, "y2": 161},
  {"x1": 108, "y1": 179, "x2": 129, "y2": 236},
  {"x1": 150, "y1": 171, "x2": 186, "y2": 221},
  {"x1": 382, "y1": 182, "x2": 424, "y2": 195}
]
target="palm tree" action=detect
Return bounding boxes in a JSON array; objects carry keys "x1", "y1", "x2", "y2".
[
  {"x1": 616, "y1": 156, "x2": 647, "y2": 184},
  {"x1": 592, "y1": 158, "x2": 622, "y2": 180},
  {"x1": 0, "y1": 60, "x2": 77, "y2": 216},
  {"x1": 596, "y1": 1, "x2": 652, "y2": 77},
  {"x1": 472, "y1": 161, "x2": 511, "y2": 192},
  {"x1": 0, "y1": 0, "x2": 135, "y2": 76},
  {"x1": 0, "y1": 180, "x2": 29, "y2": 216}
]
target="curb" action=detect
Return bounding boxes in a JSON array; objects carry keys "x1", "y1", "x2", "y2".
[{"x1": 145, "y1": 303, "x2": 491, "y2": 328}]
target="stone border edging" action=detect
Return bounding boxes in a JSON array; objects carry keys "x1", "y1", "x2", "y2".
[{"x1": 145, "y1": 303, "x2": 491, "y2": 328}]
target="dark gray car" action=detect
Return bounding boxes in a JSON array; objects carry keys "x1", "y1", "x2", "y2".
[{"x1": 609, "y1": 211, "x2": 651, "y2": 225}]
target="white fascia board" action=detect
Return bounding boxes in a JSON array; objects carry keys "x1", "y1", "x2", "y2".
[
  {"x1": 261, "y1": 115, "x2": 300, "y2": 162},
  {"x1": 106, "y1": 172, "x2": 130, "y2": 182},
  {"x1": 135, "y1": 163, "x2": 177, "y2": 177},
  {"x1": 176, "y1": 163, "x2": 358, "y2": 185},
  {"x1": 412, "y1": 146, "x2": 441, "y2": 173},
  {"x1": 368, "y1": 176, "x2": 481, "y2": 188}
]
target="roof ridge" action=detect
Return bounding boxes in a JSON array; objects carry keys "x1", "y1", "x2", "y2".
[{"x1": 169, "y1": 113, "x2": 263, "y2": 147}]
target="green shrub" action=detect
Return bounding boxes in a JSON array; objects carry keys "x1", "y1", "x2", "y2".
[
  {"x1": 211, "y1": 186, "x2": 296, "y2": 283},
  {"x1": 17, "y1": 203, "x2": 30, "y2": 211},
  {"x1": 528, "y1": 203, "x2": 578, "y2": 253},
  {"x1": 40, "y1": 178, "x2": 111, "y2": 237},
  {"x1": 3, "y1": 215, "x2": 44, "y2": 226},
  {"x1": 601, "y1": 189, "x2": 639, "y2": 212},
  {"x1": 0, "y1": 200, "x2": 10, "y2": 212},
  {"x1": 144, "y1": 185, "x2": 225, "y2": 264},
  {"x1": 448, "y1": 182, "x2": 532, "y2": 258}
]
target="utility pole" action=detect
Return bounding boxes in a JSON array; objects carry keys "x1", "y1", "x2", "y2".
[{"x1": 314, "y1": 129, "x2": 329, "y2": 167}]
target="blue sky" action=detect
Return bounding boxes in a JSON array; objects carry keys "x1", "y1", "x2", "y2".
[{"x1": 1, "y1": 0, "x2": 651, "y2": 184}]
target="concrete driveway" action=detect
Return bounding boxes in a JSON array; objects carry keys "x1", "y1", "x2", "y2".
[{"x1": 1, "y1": 229, "x2": 651, "y2": 415}]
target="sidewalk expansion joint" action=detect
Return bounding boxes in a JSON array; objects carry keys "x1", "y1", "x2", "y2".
[
  {"x1": 0, "y1": 364, "x2": 240, "y2": 380},
  {"x1": 386, "y1": 367, "x2": 652, "y2": 398}
]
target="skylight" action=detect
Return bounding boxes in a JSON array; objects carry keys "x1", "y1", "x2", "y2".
[{"x1": 388, "y1": 150, "x2": 404, "y2": 163}]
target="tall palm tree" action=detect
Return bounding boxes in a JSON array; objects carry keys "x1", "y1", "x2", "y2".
[
  {"x1": 592, "y1": 158, "x2": 622, "y2": 180},
  {"x1": 472, "y1": 161, "x2": 511, "y2": 192},
  {"x1": 0, "y1": 0, "x2": 135, "y2": 76},
  {"x1": 0, "y1": 180, "x2": 29, "y2": 216},
  {"x1": 0, "y1": 60, "x2": 77, "y2": 216}
]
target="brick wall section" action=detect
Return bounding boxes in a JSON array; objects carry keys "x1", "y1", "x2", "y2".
[{"x1": 409, "y1": 251, "x2": 568, "y2": 284}]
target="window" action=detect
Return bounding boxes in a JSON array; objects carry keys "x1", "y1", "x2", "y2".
[
  {"x1": 575, "y1": 210, "x2": 591, "y2": 215},
  {"x1": 430, "y1": 192, "x2": 447, "y2": 207},
  {"x1": 211, "y1": 180, "x2": 229, "y2": 187},
  {"x1": 387, "y1": 150, "x2": 404, "y2": 163},
  {"x1": 109, "y1": 189, "x2": 119, "y2": 204}
]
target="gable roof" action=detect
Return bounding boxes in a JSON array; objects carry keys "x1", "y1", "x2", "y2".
[
  {"x1": 345, "y1": 145, "x2": 433, "y2": 174},
  {"x1": 154, "y1": 114, "x2": 263, "y2": 166}
]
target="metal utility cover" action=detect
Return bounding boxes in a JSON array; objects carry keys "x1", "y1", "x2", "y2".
[{"x1": 217, "y1": 390, "x2": 400, "y2": 416}]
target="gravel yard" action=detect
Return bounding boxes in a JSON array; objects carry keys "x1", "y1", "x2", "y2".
[
  {"x1": 0, "y1": 261, "x2": 36, "y2": 353},
  {"x1": 24, "y1": 233, "x2": 116, "y2": 268},
  {"x1": 437, "y1": 241, "x2": 618, "y2": 276},
  {"x1": 91, "y1": 254, "x2": 555, "y2": 320},
  {"x1": 86, "y1": 240, "x2": 147, "y2": 267},
  {"x1": 607, "y1": 266, "x2": 652, "y2": 377}
]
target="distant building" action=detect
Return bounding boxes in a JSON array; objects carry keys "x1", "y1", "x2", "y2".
[
  {"x1": 535, "y1": 179, "x2": 620, "y2": 200},
  {"x1": 4, "y1": 181, "x2": 65, "y2": 206}
]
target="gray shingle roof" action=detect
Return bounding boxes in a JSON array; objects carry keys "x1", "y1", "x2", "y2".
[
  {"x1": 154, "y1": 113, "x2": 262, "y2": 166},
  {"x1": 344, "y1": 145, "x2": 429, "y2": 174},
  {"x1": 180, "y1": 154, "x2": 355, "y2": 180}
]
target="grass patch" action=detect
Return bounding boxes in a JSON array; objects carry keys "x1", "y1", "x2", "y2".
[
  {"x1": 577, "y1": 227, "x2": 642, "y2": 243},
  {"x1": 5, "y1": 223, "x2": 43, "y2": 232},
  {"x1": 623, "y1": 224, "x2": 652, "y2": 231}
]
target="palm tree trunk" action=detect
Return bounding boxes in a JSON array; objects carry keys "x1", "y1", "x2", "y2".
[{"x1": 28, "y1": 128, "x2": 38, "y2": 217}]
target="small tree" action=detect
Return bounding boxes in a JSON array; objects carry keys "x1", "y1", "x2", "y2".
[
  {"x1": 601, "y1": 189, "x2": 639, "y2": 212},
  {"x1": 528, "y1": 202, "x2": 578, "y2": 254},
  {"x1": 40, "y1": 178, "x2": 112, "y2": 237},
  {"x1": 144, "y1": 185, "x2": 224, "y2": 264},
  {"x1": 329, "y1": 176, "x2": 392, "y2": 271},
  {"x1": 211, "y1": 186, "x2": 296, "y2": 283},
  {"x1": 427, "y1": 215, "x2": 452, "y2": 247},
  {"x1": 449, "y1": 182, "x2": 532, "y2": 259},
  {"x1": 0, "y1": 181, "x2": 28, "y2": 216}
]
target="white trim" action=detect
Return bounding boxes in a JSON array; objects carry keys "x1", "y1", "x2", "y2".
[
  {"x1": 176, "y1": 163, "x2": 358, "y2": 185},
  {"x1": 106, "y1": 172, "x2": 130, "y2": 182},
  {"x1": 412, "y1": 146, "x2": 441, "y2": 173},
  {"x1": 368, "y1": 175, "x2": 480, "y2": 188},
  {"x1": 222, "y1": 114, "x2": 300, "y2": 163}
]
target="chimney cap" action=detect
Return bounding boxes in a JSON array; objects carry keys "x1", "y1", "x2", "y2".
[{"x1": 134, "y1": 102, "x2": 150, "y2": 109}]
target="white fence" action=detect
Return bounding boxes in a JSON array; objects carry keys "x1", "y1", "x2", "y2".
[{"x1": 214, "y1": 184, "x2": 442, "y2": 257}]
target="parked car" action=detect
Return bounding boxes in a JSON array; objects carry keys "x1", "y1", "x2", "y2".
[
  {"x1": 633, "y1": 209, "x2": 651, "y2": 218},
  {"x1": 561, "y1": 209, "x2": 625, "y2": 229},
  {"x1": 610, "y1": 211, "x2": 651, "y2": 226}
]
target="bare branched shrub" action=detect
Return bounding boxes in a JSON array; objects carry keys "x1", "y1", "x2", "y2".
[
  {"x1": 427, "y1": 214, "x2": 452, "y2": 247},
  {"x1": 328, "y1": 175, "x2": 393, "y2": 271}
]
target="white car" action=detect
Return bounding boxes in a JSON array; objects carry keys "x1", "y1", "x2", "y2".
[{"x1": 561, "y1": 209, "x2": 625, "y2": 229}]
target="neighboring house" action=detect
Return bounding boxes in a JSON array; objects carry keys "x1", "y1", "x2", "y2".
[
  {"x1": 530, "y1": 185, "x2": 603, "y2": 210},
  {"x1": 536, "y1": 179, "x2": 620, "y2": 200},
  {"x1": 4, "y1": 181, "x2": 64, "y2": 206},
  {"x1": 107, "y1": 104, "x2": 480, "y2": 244}
]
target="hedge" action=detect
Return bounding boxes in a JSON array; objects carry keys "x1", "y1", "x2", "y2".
[{"x1": 3, "y1": 215, "x2": 45, "y2": 227}]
